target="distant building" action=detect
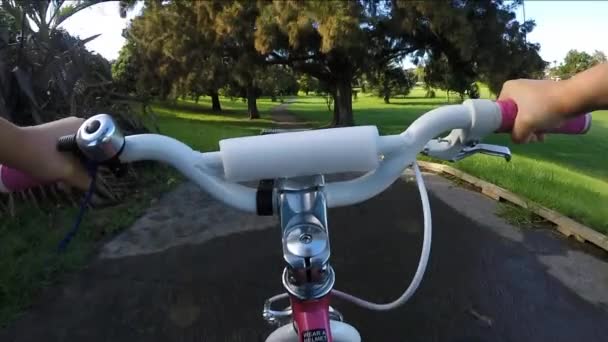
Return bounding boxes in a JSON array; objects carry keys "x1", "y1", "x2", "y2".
[{"x1": 544, "y1": 67, "x2": 561, "y2": 81}]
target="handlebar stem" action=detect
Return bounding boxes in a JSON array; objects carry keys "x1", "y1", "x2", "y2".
[{"x1": 278, "y1": 176, "x2": 335, "y2": 300}]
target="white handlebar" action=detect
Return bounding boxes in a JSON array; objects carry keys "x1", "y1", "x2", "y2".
[
  {"x1": 120, "y1": 134, "x2": 258, "y2": 212},
  {"x1": 117, "y1": 99, "x2": 502, "y2": 213}
]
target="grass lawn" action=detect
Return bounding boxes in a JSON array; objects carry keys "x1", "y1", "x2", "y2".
[
  {"x1": 289, "y1": 88, "x2": 608, "y2": 233},
  {"x1": 152, "y1": 96, "x2": 280, "y2": 151},
  {"x1": 0, "y1": 166, "x2": 176, "y2": 326},
  {"x1": 0, "y1": 95, "x2": 284, "y2": 327}
]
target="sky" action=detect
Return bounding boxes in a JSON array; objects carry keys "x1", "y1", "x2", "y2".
[
  {"x1": 60, "y1": 1, "x2": 142, "y2": 61},
  {"x1": 61, "y1": 1, "x2": 608, "y2": 65},
  {"x1": 519, "y1": 1, "x2": 608, "y2": 65}
]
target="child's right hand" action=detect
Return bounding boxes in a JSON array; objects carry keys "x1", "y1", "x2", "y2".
[{"x1": 498, "y1": 79, "x2": 570, "y2": 143}]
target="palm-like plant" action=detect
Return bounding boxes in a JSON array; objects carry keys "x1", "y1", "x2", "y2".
[
  {"x1": 0, "y1": 0, "x2": 150, "y2": 126},
  {"x1": 0, "y1": 0, "x2": 154, "y2": 213},
  {"x1": 2, "y1": 0, "x2": 104, "y2": 40}
]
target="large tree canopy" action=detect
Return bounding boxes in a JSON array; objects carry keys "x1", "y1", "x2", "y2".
[
  {"x1": 255, "y1": 0, "x2": 404, "y2": 125},
  {"x1": 127, "y1": 0, "x2": 265, "y2": 117},
  {"x1": 125, "y1": 0, "x2": 545, "y2": 124},
  {"x1": 255, "y1": 0, "x2": 545, "y2": 124},
  {"x1": 394, "y1": 0, "x2": 546, "y2": 97},
  {"x1": 554, "y1": 49, "x2": 606, "y2": 80},
  {"x1": 367, "y1": 66, "x2": 415, "y2": 103}
]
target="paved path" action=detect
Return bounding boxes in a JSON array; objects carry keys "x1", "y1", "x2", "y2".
[
  {"x1": 2, "y1": 104, "x2": 608, "y2": 341},
  {"x1": 269, "y1": 99, "x2": 307, "y2": 129}
]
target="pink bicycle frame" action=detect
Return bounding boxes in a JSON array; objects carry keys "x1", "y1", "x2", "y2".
[{"x1": 291, "y1": 295, "x2": 332, "y2": 342}]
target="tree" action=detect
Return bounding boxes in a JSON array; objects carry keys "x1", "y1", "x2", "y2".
[
  {"x1": 556, "y1": 50, "x2": 595, "y2": 79},
  {"x1": 414, "y1": 66, "x2": 425, "y2": 84},
  {"x1": 127, "y1": 1, "x2": 231, "y2": 112},
  {"x1": 423, "y1": 55, "x2": 474, "y2": 101},
  {"x1": 256, "y1": 0, "x2": 543, "y2": 125},
  {"x1": 592, "y1": 50, "x2": 607, "y2": 64},
  {"x1": 112, "y1": 41, "x2": 139, "y2": 93},
  {"x1": 210, "y1": 0, "x2": 266, "y2": 118},
  {"x1": 548, "y1": 50, "x2": 605, "y2": 81},
  {"x1": 255, "y1": 1, "x2": 401, "y2": 126},
  {"x1": 258, "y1": 65, "x2": 298, "y2": 101},
  {"x1": 126, "y1": 1, "x2": 182, "y2": 99},
  {"x1": 125, "y1": 0, "x2": 543, "y2": 122},
  {"x1": 367, "y1": 66, "x2": 415, "y2": 103},
  {"x1": 394, "y1": 1, "x2": 546, "y2": 97},
  {"x1": 468, "y1": 83, "x2": 480, "y2": 99},
  {"x1": 172, "y1": 53, "x2": 229, "y2": 112},
  {"x1": 297, "y1": 74, "x2": 319, "y2": 96}
]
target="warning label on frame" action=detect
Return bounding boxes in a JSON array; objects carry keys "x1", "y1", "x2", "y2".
[{"x1": 302, "y1": 329, "x2": 328, "y2": 342}]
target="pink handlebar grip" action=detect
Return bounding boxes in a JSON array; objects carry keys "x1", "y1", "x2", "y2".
[
  {"x1": 496, "y1": 99, "x2": 592, "y2": 134},
  {"x1": 0, "y1": 165, "x2": 44, "y2": 193}
]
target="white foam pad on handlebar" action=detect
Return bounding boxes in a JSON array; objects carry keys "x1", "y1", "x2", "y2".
[{"x1": 219, "y1": 126, "x2": 380, "y2": 182}]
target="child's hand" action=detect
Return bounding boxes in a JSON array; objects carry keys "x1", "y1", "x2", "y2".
[
  {"x1": 498, "y1": 79, "x2": 570, "y2": 143},
  {"x1": 21, "y1": 117, "x2": 90, "y2": 190}
]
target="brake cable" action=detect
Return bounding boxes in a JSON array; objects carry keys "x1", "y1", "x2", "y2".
[
  {"x1": 265, "y1": 162, "x2": 433, "y2": 311},
  {"x1": 331, "y1": 162, "x2": 432, "y2": 310},
  {"x1": 56, "y1": 162, "x2": 98, "y2": 252}
]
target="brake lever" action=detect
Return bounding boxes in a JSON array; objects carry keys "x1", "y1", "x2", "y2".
[
  {"x1": 423, "y1": 139, "x2": 511, "y2": 162},
  {"x1": 452, "y1": 143, "x2": 511, "y2": 162}
]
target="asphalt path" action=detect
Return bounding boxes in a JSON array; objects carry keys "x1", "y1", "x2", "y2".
[{"x1": 2, "y1": 174, "x2": 607, "y2": 342}]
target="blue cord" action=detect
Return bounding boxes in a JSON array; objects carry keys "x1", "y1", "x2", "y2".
[{"x1": 57, "y1": 163, "x2": 98, "y2": 253}]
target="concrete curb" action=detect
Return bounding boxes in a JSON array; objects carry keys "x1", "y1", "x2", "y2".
[{"x1": 417, "y1": 161, "x2": 608, "y2": 253}]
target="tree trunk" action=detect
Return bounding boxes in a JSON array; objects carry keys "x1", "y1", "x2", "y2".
[
  {"x1": 159, "y1": 82, "x2": 165, "y2": 100},
  {"x1": 383, "y1": 94, "x2": 390, "y2": 104},
  {"x1": 210, "y1": 91, "x2": 222, "y2": 112},
  {"x1": 331, "y1": 80, "x2": 354, "y2": 126},
  {"x1": 160, "y1": 80, "x2": 169, "y2": 100},
  {"x1": 247, "y1": 85, "x2": 259, "y2": 119}
]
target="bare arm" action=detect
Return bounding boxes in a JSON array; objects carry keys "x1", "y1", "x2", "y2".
[
  {"x1": 499, "y1": 63, "x2": 608, "y2": 143},
  {"x1": 0, "y1": 117, "x2": 89, "y2": 189},
  {"x1": 560, "y1": 62, "x2": 608, "y2": 115},
  {"x1": 0, "y1": 117, "x2": 26, "y2": 169}
]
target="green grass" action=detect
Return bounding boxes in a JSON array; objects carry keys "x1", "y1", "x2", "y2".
[
  {"x1": 1, "y1": 95, "x2": 287, "y2": 327},
  {"x1": 151, "y1": 96, "x2": 281, "y2": 151},
  {"x1": 496, "y1": 202, "x2": 547, "y2": 228},
  {"x1": 0, "y1": 166, "x2": 177, "y2": 326},
  {"x1": 288, "y1": 88, "x2": 608, "y2": 233}
]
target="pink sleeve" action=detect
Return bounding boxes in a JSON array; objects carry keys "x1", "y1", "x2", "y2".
[{"x1": 0, "y1": 165, "x2": 43, "y2": 192}]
